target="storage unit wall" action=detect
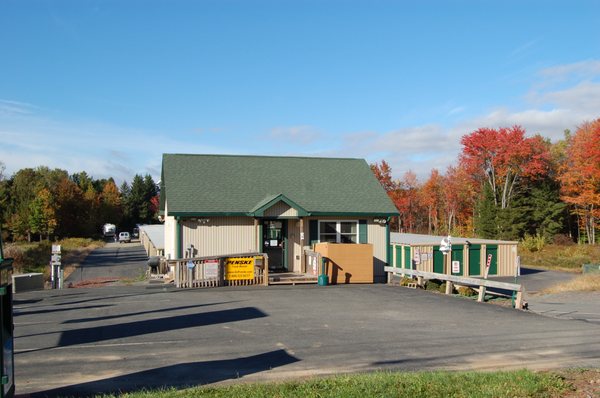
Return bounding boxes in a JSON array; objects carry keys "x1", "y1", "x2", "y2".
[{"x1": 390, "y1": 233, "x2": 518, "y2": 277}]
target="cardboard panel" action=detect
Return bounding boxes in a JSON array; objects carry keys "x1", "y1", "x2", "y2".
[{"x1": 314, "y1": 243, "x2": 373, "y2": 284}]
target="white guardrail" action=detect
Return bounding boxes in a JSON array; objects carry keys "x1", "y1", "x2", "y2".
[{"x1": 384, "y1": 266, "x2": 525, "y2": 310}]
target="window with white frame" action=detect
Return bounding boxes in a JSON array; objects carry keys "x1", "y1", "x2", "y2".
[{"x1": 319, "y1": 220, "x2": 358, "y2": 243}]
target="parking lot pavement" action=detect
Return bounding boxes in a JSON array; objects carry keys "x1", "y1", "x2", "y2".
[
  {"x1": 13, "y1": 283, "x2": 600, "y2": 397},
  {"x1": 525, "y1": 291, "x2": 600, "y2": 325},
  {"x1": 490, "y1": 267, "x2": 600, "y2": 324}
]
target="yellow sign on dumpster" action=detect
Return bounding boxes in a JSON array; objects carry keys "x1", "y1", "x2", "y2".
[{"x1": 225, "y1": 257, "x2": 255, "y2": 280}]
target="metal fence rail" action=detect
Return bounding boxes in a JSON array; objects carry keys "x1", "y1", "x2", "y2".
[{"x1": 168, "y1": 252, "x2": 269, "y2": 288}]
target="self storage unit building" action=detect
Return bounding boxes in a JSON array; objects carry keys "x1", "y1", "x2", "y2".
[
  {"x1": 390, "y1": 233, "x2": 519, "y2": 277},
  {"x1": 160, "y1": 154, "x2": 399, "y2": 282}
]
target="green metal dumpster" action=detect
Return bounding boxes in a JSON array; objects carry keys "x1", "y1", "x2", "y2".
[{"x1": 0, "y1": 236, "x2": 14, "y2": 398}]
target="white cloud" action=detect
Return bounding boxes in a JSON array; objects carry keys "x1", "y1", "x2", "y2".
[
  {"x1": 325, "y1": 59, "x2": 600, "y2": 181},
  {"x1": 0, "y1": 99, "x2": 37, "y2": 116},
  {"x1": 539, "y1": 59, "x2": 600, "y2": 81},
  {"x1": 269, "y1": 125, "x2": 323, "y2": 145}
]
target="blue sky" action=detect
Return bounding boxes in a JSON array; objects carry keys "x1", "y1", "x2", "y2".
[{"x1": 1, "y1": 0, "x2": 600, "y2": 184}]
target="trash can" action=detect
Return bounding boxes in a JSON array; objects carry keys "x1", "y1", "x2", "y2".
[
  {"x1": 318, "y1": 257, "x2": 328, "y2": 286},
  {"x1": 0, "y1": 236, "x2": 14, "y2": 398}
]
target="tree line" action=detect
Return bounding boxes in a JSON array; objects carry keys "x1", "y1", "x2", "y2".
[
  {"x1": 0, "y1": 164, "x2": 159, "y2": 242},
  {"x1": 371, "y1": 118, "x2": 600, "y2": 244}
]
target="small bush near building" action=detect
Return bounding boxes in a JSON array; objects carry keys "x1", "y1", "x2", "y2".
[
  {"x1": 521, "y1": 233, "x2": 546, "y2": 252},
  {"x1": 457, "y1": 285, "x2": 477, "y2": 297},
  {"x1": 425, "y1": 279, "x2": 441, "y2": 291},
  {"x1": 399, "y1": 276, "x2": 413, "y2": 286}
]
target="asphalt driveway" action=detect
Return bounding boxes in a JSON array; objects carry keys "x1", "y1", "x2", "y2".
[
  {"x1": 64, "y1": 241, "x2": 149, "y2": 286},
  {"x1": 14, "y1": 282, "x2": 600, "y2": 397}
]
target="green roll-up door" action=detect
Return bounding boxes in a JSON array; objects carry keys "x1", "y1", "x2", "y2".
[
  {"x1": 309, "y1": 220, "x2": 319, "y2": 246},
  {"x1": 468, "y1": 244, "x2": 481, "y2": 276},
  {"x1": 404, "y1": 246, "x2": 411, "y2": 269},
  {"x1": 451, "y1": 246, "x2": 463, "y2": 275},
  {"x1": 395, "y1": 246, "x2": 402, "y2": 267},
  {"x1": 486, "y1": 245, "x2": 498, "y2": 275},
  {"x1": 358, "y1": 220, "x2": 368, "y2": 243},
  {"x1": 433, "y1": 246, "x2": 444, "y2": 273}
]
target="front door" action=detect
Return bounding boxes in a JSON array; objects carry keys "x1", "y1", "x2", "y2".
[{"x1": 263, "y1": 220, "x2": 288, "y2": 272}]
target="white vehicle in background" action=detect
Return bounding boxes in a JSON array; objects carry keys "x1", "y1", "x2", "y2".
[
  {"x1": 103, "y1": 223, "x2": 116, "y2": 238},
  {"x1": 118, "y1": 232, "x2": 131, "y2": 243}
]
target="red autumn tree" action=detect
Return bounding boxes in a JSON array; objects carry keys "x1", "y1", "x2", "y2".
[
  {"x1": 370, "y1": 160, "x2": 396, "y2": 192},
  {"x1": 460, "y1": 126, "x2": 551, "y2": 209},
  {"x1": 370, "y1": 160, "x2": 401, "y2": 231},
  {"x1": 558, "y1": 119, "x2": 600, "y2": 244}
]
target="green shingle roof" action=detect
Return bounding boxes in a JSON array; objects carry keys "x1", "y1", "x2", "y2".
[{"x1": 161, "y1": 154, "x2": 399, "y2": 217}]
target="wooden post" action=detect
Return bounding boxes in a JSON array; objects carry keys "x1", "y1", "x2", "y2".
[
  {"x1": 477, "y1": 285, "x2": 486, "y2": 302},
  {"x1": 478, "y1": 254, "x2": 492, "y2": 302},
  {"x1": 515, "y1": 287, "x2": 524, "y2": 310},
  {"x1": 263, "y1": 254, "x2": 269, "y2": 286},
  {"x1": 445, "y1": 281, "x2": 453, "y2": 295}
]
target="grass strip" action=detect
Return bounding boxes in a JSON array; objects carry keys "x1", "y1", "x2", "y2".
[
  {"x1": 541, "y1": 274, "x2": 600, "y2": 293},
  {"x1": 89, "y1": 369, "x2": 569, "y2": 398}
]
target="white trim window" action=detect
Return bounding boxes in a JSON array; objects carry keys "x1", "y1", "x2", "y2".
[{"x1": 319, "y1": 220, "x2": 358, "y2": 243}]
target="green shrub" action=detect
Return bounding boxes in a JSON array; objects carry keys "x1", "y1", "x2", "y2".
[
  {"x1": 425, "y1": 280, "x2": 441, "y2": 291},
  {"x1": 521, "y1": 233, "x2": 546, "y2": 252}
]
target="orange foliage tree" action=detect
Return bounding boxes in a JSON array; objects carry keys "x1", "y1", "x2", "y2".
[
  {"x1": 442, "y1": 165, "x2": 475, "y2": 236},
  {"x1": 558, "y1": 119, "x2": 600, "y2": 244},
  {"x1": 421, "y1": 169, "x2": 443, "y2": 234}
]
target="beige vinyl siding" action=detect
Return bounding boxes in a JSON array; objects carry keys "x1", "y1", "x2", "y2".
[
  {"x1": 498, "y1": 244, "x2": 518, "y2": 276},
  {"x1": 406, "y1": 245, "x2": 434, "y2": 272},
  {"x1": 367, "y1": 220, "x2": 387, "y2": 282},
  {"x1": 264, "y1": 201, "x2": 299, "y2": 218},
  {"x1": 181, "y1": 217, "x2": 257, "y2": 258},
  {"x1": 164, "y1": 201, "x2": 177, "y2": 259}
]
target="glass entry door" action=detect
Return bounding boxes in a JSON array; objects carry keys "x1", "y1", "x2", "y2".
[{"x1": 263, "y1": 220, "x2": 287, "y2": 272}]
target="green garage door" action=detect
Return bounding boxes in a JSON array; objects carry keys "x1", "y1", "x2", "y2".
[
  {"x1": 433, "y1": 246, "x2": 444, "y2": 273},
  {"x1": 404, "y1": 246, "x2": 411, "y2": 269},
  {"x1": 451, "y1": 246, "x2": 463, "y2": 275},
  {"x1": 486, "y1": 245, "x2": 498, "y2": 275},
  {"x1": 395, "y1": 246, "x2": 402, "y2": 268},
  {"x1": 468, "y1": 244, "x2": 481, "y2": 276}
]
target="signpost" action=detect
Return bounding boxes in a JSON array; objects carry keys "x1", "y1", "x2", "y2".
[
  {"x1": 50, "y1": 245, "x2": 62, "y2": 289},
  {"x1": 478, "y1": 253, "x2": 494, "y2": 303}
]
